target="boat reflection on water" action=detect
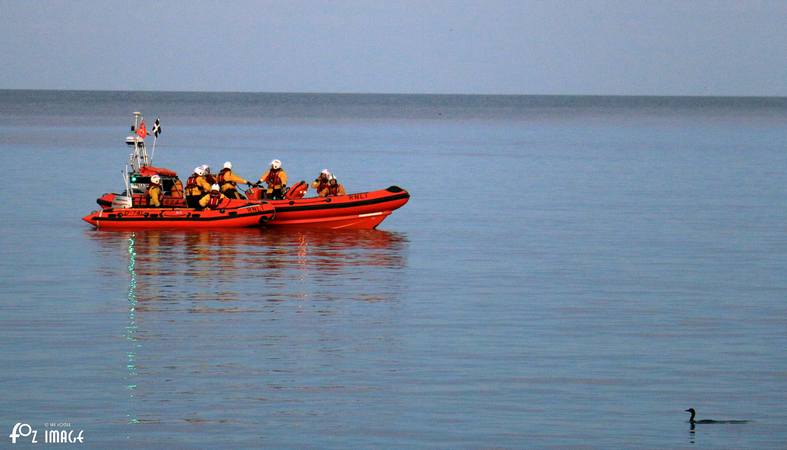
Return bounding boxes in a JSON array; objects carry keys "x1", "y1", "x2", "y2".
[
  {"x1": 87, "y1": 228, "x2": 409, "y2": 309},
  {"x1": 125, "y1": 233, "x2": 140, "y2": 425},
  {"x1": 87, "y1": 228, "x2": 409, "y2": 431}
]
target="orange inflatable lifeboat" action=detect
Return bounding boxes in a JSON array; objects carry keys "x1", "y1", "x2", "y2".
[
  {"x1": 92, "y1": 113, "x2": 409, "y2": 230},
  {"x1": 99, "y1": 185, "x2": 410, "y2": 230}
]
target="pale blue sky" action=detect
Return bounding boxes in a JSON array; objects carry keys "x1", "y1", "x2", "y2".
[{"x1": 2, "y1": 0, "x2": 786, "y2": 95}]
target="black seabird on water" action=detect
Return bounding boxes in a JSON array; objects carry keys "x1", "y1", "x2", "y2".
[{"x1": 685, "y1": 408, "x2": 749, "y2": 424}]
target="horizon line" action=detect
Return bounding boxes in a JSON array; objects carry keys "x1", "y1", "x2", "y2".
[{"x1": 1, "y1": 88, "x2": 785, "y2": 100}]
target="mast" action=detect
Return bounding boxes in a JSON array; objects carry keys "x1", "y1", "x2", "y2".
[{"x1": 125, "y1": 112, "x2": 149, "y2": 173}]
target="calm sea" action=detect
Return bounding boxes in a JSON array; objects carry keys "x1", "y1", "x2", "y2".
[{"x1": 1, "y1": 90, "x2": 786, "y2": 448}]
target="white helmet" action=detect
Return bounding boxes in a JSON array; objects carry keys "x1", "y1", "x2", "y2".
[
  {"x1": 321, "y1": 169, "x2": 331, "y2": 177},
  {"x1": 200, "y1": 164, "x2": 211, "y2": 173},
  {"x1": 271, "y1": 159, "x2": 282, "y2": 170},
  {"x1": 195, "y1": 166, "x2": 206, "y2": 176},
  {"x1": 211, "y1": 184, "x2": 220, "y2": 191},
  {"x1": 224, "y1": 161, "x2": 232, "y2": 170},
  {"x1": 150, "y1": 174, "x2": 161, "y2": 184}
]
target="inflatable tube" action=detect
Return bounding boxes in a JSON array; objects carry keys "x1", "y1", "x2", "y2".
[
  {"x1": 97, "y1": 186, "x2": 410, "y2": 229},
  {"x1": 82, "y1": 203, "x2": 274, "y2": 229}
]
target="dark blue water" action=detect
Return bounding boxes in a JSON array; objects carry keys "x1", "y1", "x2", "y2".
[{"x1": 1, "y1": 90, "x2": 787, "y2": 448}]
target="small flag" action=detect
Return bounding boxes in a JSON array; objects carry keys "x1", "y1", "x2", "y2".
[
  {"x1": 136, "y1": 120, "x2": 148, "y2": 138},
  {"x1": 152, "y1": 117, "x2": 162, "y2": 138}
]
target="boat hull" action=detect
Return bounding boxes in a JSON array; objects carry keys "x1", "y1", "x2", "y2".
[
  {"x1": 82, "y1": 204, "x2": 274, "y2": 230},
  {"x1": 97, "y1": 186, "x2": 410, "y2": 230},
  {"x1": 261, "y1": 186, "x2": 410, "y2": 229}
]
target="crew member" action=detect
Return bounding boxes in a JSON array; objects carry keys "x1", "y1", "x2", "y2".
[
  {"x1": 185, "y1": 166, "x2": 211, "y2": 208},
  {"x1": 146, "y1": 174, "x2": 163, "y2": 207},
  {"x1": 319, "y1": 177, "x2": 346, "y2": 197},
  {"x1": 199, "y1": 184, "x2": 228, "y2": 210},
  {"x1": 170, "y1": 177, "x2": 184, "y2": 198},
  {"x1": 259, "y1": 159, "x2": 288, "y2": 200},
  {"x1": 201, "y1": 164, "x2": 217, "y2": 185},
  {"x1": 218, "y1": 161, "x2": 252, "y2": 199},
  {"x1": 311, "y1": 169, "x2": 332, "y2": 194}
]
